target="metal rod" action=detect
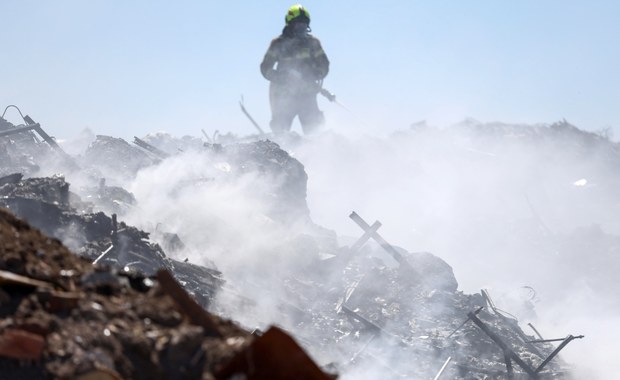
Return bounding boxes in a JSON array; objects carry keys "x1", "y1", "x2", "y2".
[
  {"x1": 239, "y1": 96, "x2": 265, "y2": 135},
  {"x1": 2, "y1": 105, "x2": 27, "y2": 120},
  {"x1": 433, "y1": 357, "x2": 452, "y2": 380},
  {"x1": 33, "y1": 124, "x2": 61, "y2": 149},
  {"x1": 0, "y1": 124, "x2": 37, "y2": 138},
  {"x1": 93, "y1": 245, "x2": 114, "y2": 264},
  {"x1": 526, "y1": 338, "x2": 571, "y2": 344},
  {"x1": 535, "y1": 335, "x2": 584, "y2": 374},
  {"x1": 528, "y1": 323, "x2": 545, "y2": 341},
  {"x1": 318, "y1": 90, "x2": 377, "y2": 130},
  {"x1": 468, "y1": 311, "x2": 538, "y2": 378}
]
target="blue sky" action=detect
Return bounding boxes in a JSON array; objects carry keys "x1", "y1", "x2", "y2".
[{"x1": 1, "y1": 1, "x2": 619, "y2": 141}]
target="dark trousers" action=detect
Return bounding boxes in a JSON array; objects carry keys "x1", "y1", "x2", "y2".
[{"x1": 269, "y1": 85, "x2": 325, "y2": 134}]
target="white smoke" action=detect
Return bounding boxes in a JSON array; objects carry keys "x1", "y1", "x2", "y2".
[
  {"x1": 55, "y1": 120, "x2": 619, "y2": 379},
  {"x1": 291, "y1": 122, "x2": 620, "y2": 379}
]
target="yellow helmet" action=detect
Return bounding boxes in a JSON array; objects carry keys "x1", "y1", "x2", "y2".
[{"x1": 285, "y1": 4, "x2": 311, "y2": 25}]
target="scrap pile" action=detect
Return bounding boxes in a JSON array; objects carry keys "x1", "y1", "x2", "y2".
[
  {"x1": 0, "y1": 174, "x2": 222, "y2": 309},
  {"x1": 0, "y1": 208, "x2": 334, "y2": 380},
  {"x1": 0, "y1": 111, "x2": 588, "y2": 378},
  {"x1": 227, "y1": 212, "x2": 580, "y2": 379}
]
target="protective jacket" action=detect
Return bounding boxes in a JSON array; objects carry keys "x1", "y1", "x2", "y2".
[
  {"x1": 260, "y1": 33, "x2": 329, "y2": 93},
  {"x1": 260, "y1": 30, "x2": 330, "y2": 133}
]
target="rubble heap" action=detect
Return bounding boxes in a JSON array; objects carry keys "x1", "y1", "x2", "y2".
[
  {"x1": 220, "y1": 212, "x2": 576, "y2": 379},
  {"x1": 0, "y1": 175, "x2": 222, "y2": 309},
  {"x1": 0, "y1": 113, "x2": 590, "y2": 378},
  {"x1": 0, "y1": 207, "x2": 241, "y2": 379},
  {"x1": 0, "y1": 208, "x2": 334, "y2": 379}
]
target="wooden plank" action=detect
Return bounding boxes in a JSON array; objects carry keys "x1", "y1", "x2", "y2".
[
  {"x1": 0, "y1": 269, "x2": 54, "y2": 289},
  {"x1": 215, "y1": 326, "x2": 334, "y2": 380},
  {"x1": 156, "y1": 270, "x2": 222, "y2": 338}
]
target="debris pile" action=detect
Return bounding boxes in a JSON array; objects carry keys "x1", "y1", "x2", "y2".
[
  {"x1": 82, "y1": 135, "x2": 159, "y2": 182},
  {"x1": 0, "y1": 112, "x2": 593, "y2": 378},
  {"x1": 0, "y1": 208, "x2": 334, "y2": 379},
  {"x1": 221, "y1": 211, "x2": 578, "y2": 379},
  {"x1": 0, "y1": 174, "x2": 222, "y2": 308}
]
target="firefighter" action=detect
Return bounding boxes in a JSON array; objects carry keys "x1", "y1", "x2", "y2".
[{"x1": 260, "y1": 4, "x2": 330, "y2": 134}]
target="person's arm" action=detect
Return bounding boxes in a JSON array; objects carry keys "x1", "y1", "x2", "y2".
[
  {"x1": 260, "y1": 39, "x2": 280, "y2": 81},
  {"x1": 311, "y1": 39, "x2": 330, "y2": 80}
]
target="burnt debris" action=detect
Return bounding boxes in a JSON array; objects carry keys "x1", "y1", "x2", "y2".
[
  {"x1": 0, "y1": 111, "x2": 594, "y2": 378},
  {"x1": 0, "y1": 208, "x2": 331, "y2": 379},
  {"x1": 0, "y1": 174, "x2": 222, "y2": 309}
]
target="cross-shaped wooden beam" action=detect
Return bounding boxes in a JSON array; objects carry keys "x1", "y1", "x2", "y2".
[{"x1": 349, "y1": 211, "x2": 421, "y2": 282}]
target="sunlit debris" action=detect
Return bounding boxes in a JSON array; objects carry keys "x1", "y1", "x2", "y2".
[
  {"x1": 133, "y1": 136, "x2": 170, "y2": 159},
  {"x1": 467, "y1": 310, "x2": 583, "y2": 378},
  {"x1": 0, "y1": 110, "x2": 599, "y2": 378},
  {"x1": 0, "y1": 175, "x2": 222, "y2": 308},
  {"x1": 0, "y1": 109, "x2": 63, "y2": 154},
  {"x1": 0, "y1": 208, "x2": 332, "y2": 379},
  {"x1": 306, "y1": 214, "x2": 578, "y2": 378},
  {"x1": 1, "y1": 112, "x2": 75, "y2": 176}
]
